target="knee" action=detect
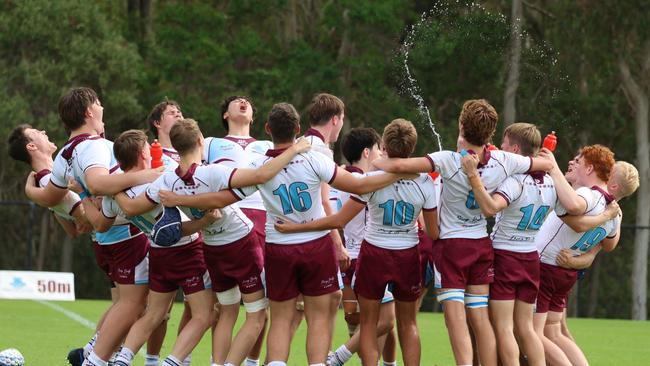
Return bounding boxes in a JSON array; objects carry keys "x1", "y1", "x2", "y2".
[
  {"x1": 377, "y1": 318, "x2": 395, "y2": 335},
  {"x1": 344, "y1": 311, "x2": 360, "y2": 326}
]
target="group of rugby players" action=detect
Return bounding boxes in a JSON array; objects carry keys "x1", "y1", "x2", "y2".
[{"x1": 8, "y1": 87, "x2": 639, "y2": 366}]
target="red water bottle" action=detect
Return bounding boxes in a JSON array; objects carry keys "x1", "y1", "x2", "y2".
[
  {"x1": 543, "y1": 131, "x2": 557, "y2": 152},
  {"x1": 486, "y1": 143, "x2": 499, "y2": 151},
  {"x1": 151, "y1": 139, "x2": 163, "y2": 168}
]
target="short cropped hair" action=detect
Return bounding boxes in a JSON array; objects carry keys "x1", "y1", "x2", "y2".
[
  {"x1": 170, "y1": 119, "x2": 202, "y2": 155},
  {"x1": 503, "y1": 123, "x2": 541, "y2": 157},
  {"x1": 147, "y1": 99, "x2": 181, "y2": 138},
  {"x1": 114, "y1": 130, "x2": 148, "y2": 171},
  {"x1": 459, "y1": 99, "x2": 498, "y2": 146},
  {"x1": 220, "y1": 96, "x2": 256, "y2": 131},
  {"x1": 307, "y1": 93, "x2": 344, "y2": 126},
  {"x1": 58, "y1": 87, "x2": 99, "y2": 132},
  {"x1": 612, "y1": 161, "x2": 639, "y2": 199},
  {"x1": 341, "y1": 128, "x2": 382, "y2": 164},
  {"x1": 382, "y1": 119, "x2": 417, "y2": 159},
  {"x1": 267, "y1": 103, "x2": 300, "y2": 143},
  {"x1": 7, "y1": 124, "x2": 32, "y2": 164},
  {"x1": 579, "y1": 144, "x2": 615, "y2": 182}
]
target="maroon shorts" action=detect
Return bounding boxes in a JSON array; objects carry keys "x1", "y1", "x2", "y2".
[
  {"x1": 203, "y1": 232, "x2": 264, "y2": 294},
  {"x1": 418, "y1": 230, "x2": 434, "y2": 286},
  {"x1": 241, "y1": 208, "x2": 266, "y2": 243},
  {"x1": 342, "y1": 258, "x2": 358, "y2": 287},
  {"x1": 536, "y1": 263, "x2": 577, "y2": 313},
  {"x1": 438, "y1": 237, "x2": 494, "y2": 289},
  {"x1": 265, "y1": 235, "x2": 339, "y2": 301},
  {"x1": 490, "y1": 249, "x2": 540, "y2": 303},
  {"x1": 92, "y1": 241, "x2": 112, "y2": 280},
  {"x1": 149, "y1": 239, "x2": 209, "y2": 295},
  {"x1": 100, "y1": 233, "x2": 149, "y2": 285},
  {"x1": 354, "y1": 241, "x2": 421, "y2": 302}
]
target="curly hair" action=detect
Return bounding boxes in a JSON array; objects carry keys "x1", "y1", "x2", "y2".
[
  {"x1": 579, "y1": 144, "x2": 615, "y2": 182},
  {"x1": 458, "y1": 99, "x2": 498, "y2": 146}
]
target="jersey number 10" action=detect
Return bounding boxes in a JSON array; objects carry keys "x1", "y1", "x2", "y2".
[
  {"x1": 379, "y1": 199, "x2": 415, "y2": 226},
  {"x1": 273, "y1": 182, "x2": 312, "y2": 214}
]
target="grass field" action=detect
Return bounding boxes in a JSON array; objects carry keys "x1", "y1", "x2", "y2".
[{"x1": 1, "y1": 299, "x2": 648, "y2": 365}]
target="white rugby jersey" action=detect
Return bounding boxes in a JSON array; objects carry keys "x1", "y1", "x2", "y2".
[
  {"x1": 103, "y1": 182, "x2": 199, "y2": 248},
  {"x1": 304, "y1": 128, "x2": 334, "y2": 160},
  {"x1": 203, "y1": 136, "x2": 272, "y2": 211},
  {"x1": 536, "y1": 186, "x2": 619, "y2": 266},
  {"x1": 162, "y1": 147, "x2": 180, "y2": 166},
  {"x1": 50, "y1": 134, "x2": 142, "y2": 245},
  {"x1": 146, "y1": 162, "x2": 253, "y2": 245},
  {"x1": 232, "y1": 148, "x2": 337, "y2": 244},
  {"x1": 491, "y1": 172, "x2": 560, "y2": 252},
  {"x1": 34, "y1": 169, "x2": 81, "y2": 220},
  {"x1": 354, "y1": 172, "x2": 437, "y2": 250},
  {"x1": 333, "y1": 166, "x2": 366, "y2": 259},
  {"x1": 426, "y1": 149, "x2": 531, "y2": 239}
]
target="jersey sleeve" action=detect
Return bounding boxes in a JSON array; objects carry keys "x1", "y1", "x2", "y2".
[
  {"x1": 77, "y1": 140, "x2": 113, "y2": 173},
  {"x1": 58, "y1": 191, "x2": 82, "y2": 216},
  {"x1": 422, "y1": 175, "x2": 438, "y2": 211},
  {"x1": 311, "y1": 151, "x2": 338, "y2": 184},
  {"x1": 495, "y1": 176, "x2": 523, "y2": 205},
  {"x1": 144, "y1": 175, "x2": 166, "y2": 204},
  {"x1": 607, "y1": 215, "x2": 621, "y2": 238},
  {"x1": 204, "y1": 164, "x2": 236, "y2": 190},
  {"x1": 426, "y1": 151, "x2": 455, "y2": 175},
  {"x1": 501, "y1": 151, "x2": 533, "y2": 175},
  {"x1": 101, "y1": 196, "x2": 120, "y2": 219},
  {"x1": 49, "y1": 155, "x2": 70, "y2": 189},
  {"x1": 231, "y1": 185, "x2": 258, "y2": 200}
]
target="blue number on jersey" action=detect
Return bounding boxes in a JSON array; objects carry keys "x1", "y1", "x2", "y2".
[
  {"x1": 465, "y1": 191, "x2": 480, "y2": 209},
  {"x1": 570, "y1": 227, "x2": 607, "y2": 252},
  {"x1": 517, "y1": 204, "x2": 551, "y2": 230},
  {"x1": 379, "y1": 199, "x2": 415, "y2": 226},
  {"x1": 272, "y1": 182, "x2": 312, "y2": 214}
]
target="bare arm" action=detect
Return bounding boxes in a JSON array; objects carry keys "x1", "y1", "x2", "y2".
[
  {"x1": 24, "y1": 172, "x2": 67, "y2": 207},
  {"x1": 84, "y1": 167, "x2": 162, "y2": 196},
  {"x1": 275, "y1": 199, "x2": 366, "y2": 233},
  {"x1": 159, "y1": 189, "x2": 240, "y2": 210},
  {"x1": 462, "y1": 154, "x2": 509, "y2": 217},
  {"x1": 115, "y1": 192, "x2": 157, "y2": 217},
  {"x1": 556, "y1": 245, "x2": 602, "y2": 270},
  {"x1": 560, "y1": 201, "x2": 620, "y2": 232},
  {"x1": 538, "y1": 150, "x2": 586, "y2": 215},
  {"x1": 422, "y1": 209, "x2": 439, "y2": 240},
  {"x1": 79, "y1": 197, "x2": 115, "y2": 233},
  {"x1": 321, "y1": 182, "x2": 349, "y2": 270},
  {"x1": 180, "y1": 209, "x2": 222, "y2": 236},
  {"x1": 372, "y1": 157, "x2": 433, "y2": 174},
  {"x1": 601, "y1": 217, "x2": 622, "y2": 252},
  {"x1": 54, "y1": 214, "x2": 80, "y2": 238},
  {"x1": 330, "y1": 168, "x2": 415, "y2": 195},
  {"x1": 229, "y1": 138, "x2": 310, "y2": 188}
]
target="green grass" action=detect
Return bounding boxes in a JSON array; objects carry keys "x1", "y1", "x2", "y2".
[{"x1": 1, "y1": 299, "x2": 648, "y2": 365}]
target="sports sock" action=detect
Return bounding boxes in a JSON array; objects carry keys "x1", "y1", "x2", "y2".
[
  {"x1": 383, "y1": 362, "x2": 397, "y2": 366},
  {"x1": 182, "y1": 354, "x2": 191, "y2": 366},
  {"x1": 84, "y1": 332, "x2": 99, "y2": 358},
  {"x1": 144, "y1": 354, "x2": 159, "y2": 366},
  {"x1": 266, "y1": 362, "x2": 287, "y2": 366},
  {"x1": 83, "y1": 351, "x2": 108, "y2": 366},
  {"x1": 162, "y1": 355, "x2": 182, "y2": 366},
  {"x1": 112, "y1": 347, "x2": 134, "y2": 366},
  {"x1": 335, "y1": 345, "x2": 353, "y2": 364},
  {"x1": 245, "y1": 358, "x2": 260, "y2": 366},
  {"x1": 225, "y1": 363, "x2": 235, "y2": 366}
]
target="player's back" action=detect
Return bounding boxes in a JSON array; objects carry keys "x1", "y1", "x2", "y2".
[
  {"x1": 427, "y1": 149, "x2": 531, "y2": 239},
  {"x1": 334, "y1": 167, "x2": 366, "y2": 258},
  {"x1": 357, "y1": 172, "x2": 437, "y2": 250},
  {"x1": 491, "y1": 173, "x2": 558, "y2": 252},
  {"x1": 536, "y1": 186, "x2": 619, "y2": 265},
  {"x1": 234, "y1": 149, "x2": 337, "y2": 244}
]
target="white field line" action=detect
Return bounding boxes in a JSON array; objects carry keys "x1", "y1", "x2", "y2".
[{"x1": 36, "y1": 300, "x2": 146, "y2": 358}]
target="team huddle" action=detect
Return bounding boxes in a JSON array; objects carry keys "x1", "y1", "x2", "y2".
[{"x1": 8, "y1": 88, "x2": 639, "y2": 366}]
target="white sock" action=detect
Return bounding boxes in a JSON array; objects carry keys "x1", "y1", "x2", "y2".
[
  {"x1": 383, "y1": 362, "x2": 397, "y2": 366},
  {"x1": 225, "y1": 363, "x2": 236, "y2": 366},
  {"x1": 83, "y1": 332, "x2": 99, "y2": 358},
  {"x1": 267, "y1": 362, "x2": 287, "y2": 366},
  {"x1": 144, "y1": 353, "x2": 160, "y2": 366},
  {"x1": 308, "y1": 364, "x2": 326, "y2": 366},
  {"x1": 335, "y1": 345, "x2": 353, "y2": 363},
  {"x1": 245, "y1": 358, "x2": 260, "y2": 366},
  {"x1": 182, "y1": 353, "x2": 192, "y2": 366},
  {"x1": 113, "y1": 347, "x2": 134, "y2": 366},
  {"x1": 163, "y1": 355, "x2": 182, "y2": 366},
  {"x1": 83, "y1": 351, "x2": 107, "y2": 366}
]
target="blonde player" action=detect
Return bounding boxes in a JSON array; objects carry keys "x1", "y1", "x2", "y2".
[
  {"x1": 157, "y1": 103, "x2": 409, "y2": 366},
  {"x1": 24, "y1": 87, "x2": 160, "y2": 366},
  {"x1": 276, "y1": 119, "x2": 439, "y2": 366},
  {"x1": 372, "y1": 100, "x2": 553, "y2": 366}
]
